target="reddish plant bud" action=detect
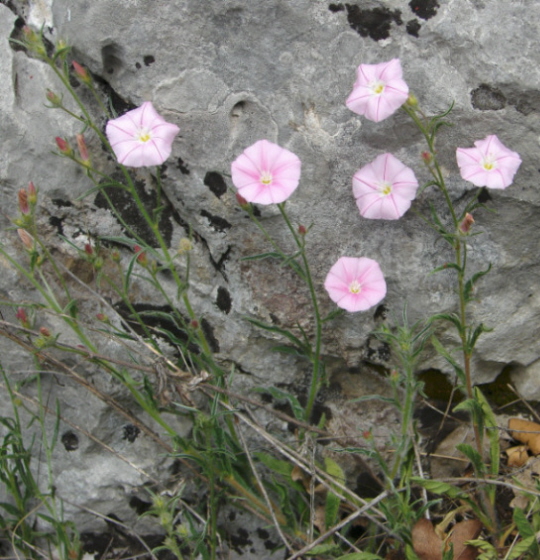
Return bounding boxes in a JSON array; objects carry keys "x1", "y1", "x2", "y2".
[
  {"x1": 39, "y1": 327, "x2": 51, "y2": 337},
  {"x1": 72, "y1": 61, "x2": 91, "y2": 84},
  {"x1": 18, "y1": 189, "x2": 29, "y2": 214},
  {"x1": 421, "y1": 151, "x2": 432, "y2": 165},
  {"x1": 55, "y1": 136, "x2": 72, "y2": 156},
  {"x1": 17, "y1": 228, "x2": 34, "y2": 249},
  {"x1": 459, "y1": 213, "x2": 475, "y2": 234},
  {"x1": 76, "y1": 133, "x2": 90, "y2": 164},
  {"x1": 27, "y1": 182, "x2": 37, "y2": 205},
  {"x1": 111, "y1": 249, "x2": 121, "y2": 262},
  {"x1": 235, "y1": 192, "x2": 249, "y2": 208},
  {"x1": 84, "y1": 243, "x2": 93, "y2": 255},
  {"x1": 298, "y1": 224, "x2": 307, "y2": 235},
  {"x1": 16, "y1": 307, "x2": 30, "y2": 329},
  {"x1": 190, "y1": 319, "x2": 199, "y2": 329},
  {"x1": 96, "y1": 313, "x2": 108, "y2": 322},
  {"x1": 46, "y1": 89, "x2": 62, "y2": 106},
  {"x1": 134, "y1": 245, "x2": 148, "y2": 267}
]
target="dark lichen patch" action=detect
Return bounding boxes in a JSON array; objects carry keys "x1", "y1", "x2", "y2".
[
  {"x1": 52, "y1": 198, "x2": 73, "y2": 207},
  {"x1": 344, "y1": 5, "x2": 402, "y2": 41},
  {"x1": 230, "y1": 527, "x2": 252, "y2": 554},
  {"x1": 143, "y1": 55, "x2": 155, "y2": 66},
  {"x1": 216, "y1": 286, "x2": 232, "y2": 314},
  {"x1": 204, "y1": 171, "x2": 227, "y2": 198},
  {"x1": 94, "y1": 175, "x2": 173, "y2": 247},
  {"x1": 122, "y1": 424, "x2": 140, "y2": 442},
  {"x1": 409, "y1": 0, "x2": 439, "y2": 20},
  {"x1": 471, "y1": 84, "x2": 506, "y2": 111},
  {"x1": 201, "y1": 318, "x2": 220, "y2": 353},
  {"x1": 406, "y1": 19, "x2": 421, "y2": 37},
  {"x1": 328, "y1": 3, "x2": 344, "y2": 12},
  {"x1": 200, "y1": 210, "x2": 232, "y2": 233},
  {"x1": 177, "y1": 157, "x2": 190, "y2": 175},
  {"x1": 49, "y1": 215, "x2": 65, "y2": 235},
  {"x1": 135, "y1": 61, "x2": 141, "y2": 69},
  {"x1": 61, "y1": 431, "x2": 79, "y2": 451}
]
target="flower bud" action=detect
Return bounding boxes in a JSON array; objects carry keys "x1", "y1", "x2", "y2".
[
  {"x1": 96, "y1": 313, "x2": 108, "y2": 322},
  {"x1": 39, "y1": 327, "x2": 51, "y2": 337},
  {"x1": 55, "y1": 137, "x2": 73, "y2": 156},
  {"x1": 46, "y1": 89, "x2": 62, "y2": 106},
  {"x1": 459, "y1": 213, "x2": 475, "y2": 234},
  {"x1": 235, "y1": 192, "x2": 249, "y2": 209},
  {"x1": 17, "y1": 228, "x2": 34, "y2": 250},
  {"x1": 84, "y1": 243, "x2": 93, "y2": 255},
  {"x1": 178, "y1": 238, "x2": 193, "y2": 254},
  {"x1": 72, "y1": 61, "x2": 92, "y2": 85},
  {"x1": 421, "y1": 151, "x2": 433, "y2": 165},
  {"x1": 76, "y1": 134, "x2": 90, "y2": 167},
  {"x1": 133, "y1": 245, "x2": 148, "y2": 267},
  {"x1": 111, "y1": 249, "x2": 121, "y2": 262},
  {"x1": 16, "y1": 307, "x2": 31, "y2": 329},
  {"x1": 22, "y1": 26, "x2": 47, "y2": 58},
  {"x1": 298, "y1": 225, "x2": 307, "y2": 235},
  {"x1": 190, "y1": 319, "x2": 199, "y2": 329},
  {"x1": 18, "y1": 189, "x2": 29, "y2": 215},
  {"x1": 27, "y1": 182, "x2": 37, "y2": 205},
  {"x1": 406, "y1": 93, "x2": 418, "y2": 107}
]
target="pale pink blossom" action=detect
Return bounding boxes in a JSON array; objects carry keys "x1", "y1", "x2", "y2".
[
  {"x1": 324, "y1": 257, "x2": 386, "y2": 312},
  {"x1": 105, "y1": 102, "x2": 180, "y2": 167},
  {"x1": 353, "y1": 153, "x2": 418, "y2": 220},
  {"x1": 346, "y1": 59, "x2": 409, "y2": 122},
  {"x1": 231, "y1": 140, "x2": 301, "y2": 204},
  {"x1": 456, "y1": 135, "x2": 521, "y2": 189}
]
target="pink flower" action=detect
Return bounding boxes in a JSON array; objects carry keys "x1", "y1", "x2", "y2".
[
  {"x1": 352, "y1": 153, "x2": 418, "y2": 220},
  {"x1": 346, "y1": 59, "x2": 409, "y2": 122},
  {"x1": 105, "y1": 102, "x2": 180, "y2": 167},
  {"x1": 231, "y1": 140, "x2": 301, "y2": 205},
  {"x1": 456, "y1": 135, "x2": 521, "y2": 190},
  {"x1": 324, "y1": 257, "x2": 387, "y2": 312}
]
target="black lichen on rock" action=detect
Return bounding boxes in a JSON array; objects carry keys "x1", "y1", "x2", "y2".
[
  {"x1": 406, "y1": 19, "x2": 421, "y2": 37},
  {"x1": 204, "y1": 171, "x2": 227, "y2": 198},
  {"x1": 216, "y1": 286, "x2": 232, "y2": 314},
  {"x1": 344, "y1": 5, "x2": 402, "y2": 41},
  {"x1": 200, "y1": 209, "x2": 232, "y2": 232},
  {"x1": 61, "y1": 431, "x2": 79, "y2": 451},
  {"x1": 409, "y1": 0, "x2": 439, "y2": 20}
]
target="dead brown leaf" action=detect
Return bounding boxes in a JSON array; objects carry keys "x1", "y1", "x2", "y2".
[
  {"x1": 506, "y1": 445, "x2": 529, "y2": 467},
  {"x1": 508, "y1": 418, "x2": 540, "y2": 454},
  {"x1": 448, "y1": 519, "x2": 482, "y2": 560},
  {"x1": 412, "y1": 518, "x2": 443, "y2": 560}
]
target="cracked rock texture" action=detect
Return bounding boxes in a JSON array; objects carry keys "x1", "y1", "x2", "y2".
[{"x1": 1, "y1": 0, "x2": 540, "y2": 549}]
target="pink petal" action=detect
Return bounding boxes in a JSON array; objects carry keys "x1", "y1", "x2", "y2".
[
  {"x1": 105, "y1": 102, "x2": 179, "y2": 168},
  {"x1": 231, "y1": 140, "x2": 301, "y2": 205},
  {"x1": 456, "y1": 135, "x2": 521, "y2": 189},
  {"x1": 324, "y1": 257, "x2": 386, "y2": 312}
]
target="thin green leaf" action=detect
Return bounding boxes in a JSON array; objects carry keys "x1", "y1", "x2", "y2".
[
  {"x1": 464, "y1": 264, "x2": 492, "y2": 302},
  {"x1": 431, "y1": 335, "x2": 465, "y2": 382},
  {"x1": 456, "y1": 443, "x2": 485, "y2": 477},
  {"x1": 246, "y1": 318, "x2": 308, "y2": 352},
  {"x1": 411, "y1": 477, "x2": 462, "y2": 499},
  {"x1": 241, "y1": 251, "x2": 283, "y2": 262},
  {"x1": 306, "y1": 543, "x2": 340, "y2": 556},
  {"x1": 430, "y1": 262, "x2": 462, "y2": 275}
]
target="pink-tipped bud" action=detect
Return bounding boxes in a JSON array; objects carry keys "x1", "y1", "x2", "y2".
[
  {"x1": 421, "y1": 151, "x2": 433, "y2": 165},
  {"x1": 298, "y1": 225, "x2": 307, "y2": 235},
  {"x1": 55, "y1": 137, "x2": 72, "y2": 156},
  {"x1": 16, "y1": 308, "x2": 31, "y2": 329},
  {"x1": 76, "y1": 134, "x2": 90, "y2": 166},
  {"x1": 459, "y1": 213, "x2": 475, "y2": 234},
  {"x1": 46, "y1": 89, "x2": 62, "y2": 106},
  {"x1": 39, "y1": 327, "x2": 51, "y2": 337},
  {"x1": 22, "y1": 26, "x2": 47, "y2": 58},
  {"x1": 72, "y1": 61, "x2": 91, "y2": 84},
  {"x1": 235, "y1": 193, "x2": 249, "y2": 208},
  {"x1": 133, "y1": 245, "x2": 148, "y2": 267},
  {"x1": 96, "y1": 313, "x2": 108, "y2": 322},
  {"x1": 18, "y1": 189, "x2": 29, "y2": 215},
  {"x1": 17, "y1": 228, "x2": 34, "y2": 250},
  {"x1": 190, "y1": 319, "x2": 199, "y2": 329},
  {"x1": 27, "y1": 182, "x2": 37, "y2": 205},
  {"x1": 84, "y1": 243, "x2": 93, "y2": 255}
]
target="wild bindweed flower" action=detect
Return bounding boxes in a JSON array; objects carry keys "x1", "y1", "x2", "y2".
[
  {"x1": 352, "y1": 153, "x2": 419, "y2": 220},
  {"x1": 324, "y1": 256, "x2": 386, "y2": 312},
  {"x1": 456, "y1": 135, "x2": 521, "y2": 189},
  {"x1": 105, "y1": 102, "x2": 180, "y2": 167},
  {"x1": 346, "y1": 59, "x2": 409, "y2": 122},
  {"x1": 231, "y1": 140, "x2": 301, "y2": 204}
]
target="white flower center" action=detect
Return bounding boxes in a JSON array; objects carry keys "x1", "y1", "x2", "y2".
[
  {"x1": 136, "y1": 127, "x2": 152, "y2": 143},
  {"x1": 482, "y1": 155, "x2": 496, "y2": 171},
  {"x1": 378, "y1": 182, "x2": 393, "y2": 196},
  {"x1": 371, "y1": 81, "x2": 385, "y2": 95},
  {"x1": 349, "y1": 279, "x2": 362, "y2": 294},
  {"x1": 260, "y1": 171, "x2": 273, "y2": 185}
]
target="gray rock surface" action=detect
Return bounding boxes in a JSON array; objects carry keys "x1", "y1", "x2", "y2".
[{"x1": 1, "y1": 0, "x2": 540, "y2": 553}]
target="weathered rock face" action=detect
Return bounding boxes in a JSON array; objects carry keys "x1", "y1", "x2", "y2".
[{"x1": 1, "y1": 0, "x2": 540, "y2": 545}]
